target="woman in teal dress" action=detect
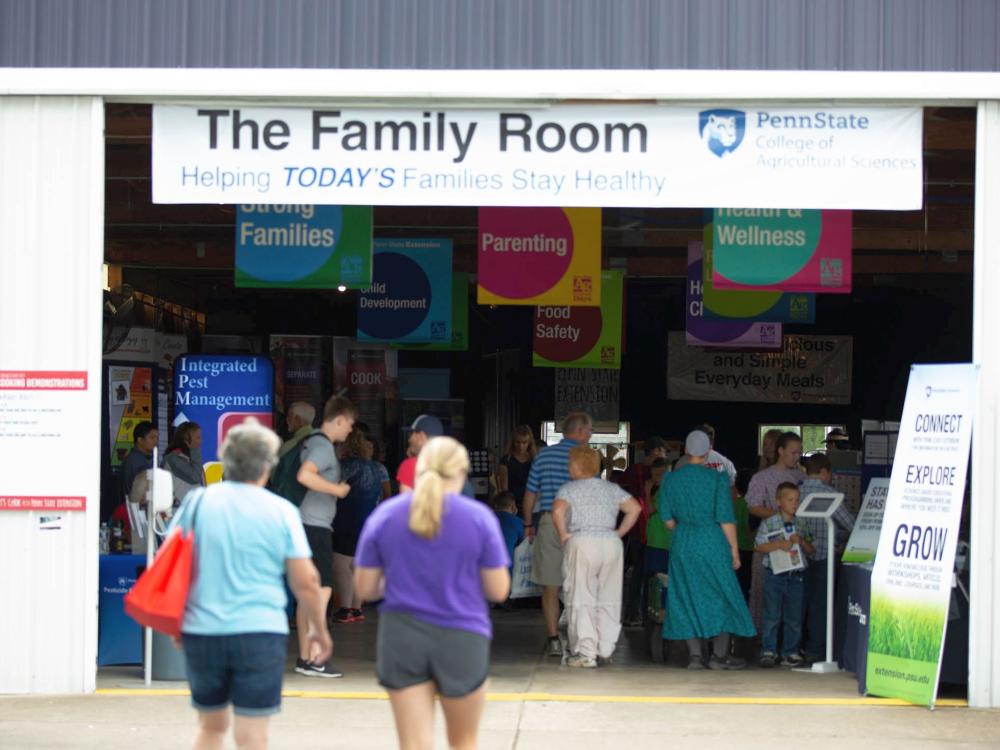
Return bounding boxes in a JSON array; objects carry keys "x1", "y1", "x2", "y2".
[{"x1": 659, "y1": 430, "x2": 755, "y2": 669}]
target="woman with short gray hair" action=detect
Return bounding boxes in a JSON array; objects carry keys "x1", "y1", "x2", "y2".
[{"x1": 167, "y1": 418, "x2": 332, "y2": 749}]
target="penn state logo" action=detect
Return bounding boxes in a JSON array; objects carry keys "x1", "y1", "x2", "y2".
[{"x1": 698, "y1": 109, "x2": 746, "y2": 158}]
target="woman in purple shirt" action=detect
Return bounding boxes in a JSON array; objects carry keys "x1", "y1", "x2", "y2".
[{"x1": 354, "y1": 436, "x2": 511, "y2": 750}]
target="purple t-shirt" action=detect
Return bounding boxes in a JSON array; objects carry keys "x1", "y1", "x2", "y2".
[{"x1": 355, "y1": 492, "x2": 510, "y2": 638}]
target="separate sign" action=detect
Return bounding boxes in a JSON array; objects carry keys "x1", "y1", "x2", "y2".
[
  {"x1": 667, "y1": 331, "x2": 852, "y2": 404},
  {"x1": 172, "y1": 355, "x2": 274, "y2": 463},
  {"x1": 867, "y1": 364, "x2": 977, "y2": 707},
  {"x1": 685, "y1": 242, "x2": 782, "y2": 348},
  {"x1": 153, "y1": 104, "x2": 922, "y2": 209},
  {"x1": 533, "y1": 270, "x2": 623, "y2": 368},
  {"x1": 478, "y1": 207, "x2": 601, "y2": 306},
  {"x1": 554, "y1": 369, "x2": 620, "y2": 433},
  {"x1": 712, "y1": 209, "x2": 852, "y2": 293},
  {"x1": 269, "y1": 335, "x2": 332, "y2": 418},
  {"x1": 358, "y1": 239, "x2": 452, "y2": 343},
  {"x1": 235, "y1": 204, "x2": 373, "y2": 288},
  {"x1": 842, "y1": 478, "x2": 891, "y2": 564}
]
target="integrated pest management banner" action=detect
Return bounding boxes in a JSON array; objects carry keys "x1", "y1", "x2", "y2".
[
  {"x1": 152, "y1": 105, "x2": 922, "y2": 209},
  {"x1": 866, "y1": 364, "x2": 977, "y2": 707}
]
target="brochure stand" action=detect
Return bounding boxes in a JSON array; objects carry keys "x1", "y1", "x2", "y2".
[{"x1": 795, "y1": 491, "x2": 845, "y2": 674}]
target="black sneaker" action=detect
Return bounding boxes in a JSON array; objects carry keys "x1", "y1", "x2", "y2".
[
  {"x1": 708, "y1": 655, "x2": 747, "y2": 670},
  {"x1": 780, "y1": 653, "x2": 805, "y2": 668},
  {"x1": 758, "y1": 652, "x2": 777, "y2": 668},
  {"x1": 687, "y1": 656, "x2": 706, "y2": 670},
  {"x1": 295, "y1": 658, "x2": 344, "y2": 678}
]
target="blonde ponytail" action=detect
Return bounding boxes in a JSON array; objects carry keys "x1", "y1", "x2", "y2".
[{"x1": 409, "y1": 437, "x2": 470, "y2": 539}]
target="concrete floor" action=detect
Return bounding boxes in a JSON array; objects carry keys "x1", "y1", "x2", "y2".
[{"x1": 2, "y1": 608, "x2": 996, "y2": 749}]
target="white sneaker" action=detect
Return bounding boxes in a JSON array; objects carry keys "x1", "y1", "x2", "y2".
[{"x1": 566, "y1": 653, "x2": 598, "y2": 668}]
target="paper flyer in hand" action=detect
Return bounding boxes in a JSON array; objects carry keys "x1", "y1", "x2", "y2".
[{"x1": 766, "y1": 527, "x2": 806, "y2": 574}]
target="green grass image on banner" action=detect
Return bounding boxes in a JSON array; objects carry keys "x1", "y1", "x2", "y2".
[{"x1": 868, "y1": 596, "x2": 945, "y2": 662}]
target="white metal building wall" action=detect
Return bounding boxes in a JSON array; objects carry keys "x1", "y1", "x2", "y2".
[{"x1": 0, "y1": 96, "x2": 105, "y2": 693}]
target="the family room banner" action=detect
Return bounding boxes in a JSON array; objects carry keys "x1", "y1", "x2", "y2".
[
  {"x1": 153, "y1": 105, "x2": 922, "y2": 209},
  {"x1": 701, "y1": 225, "x2": 816, "y2": 323},
  {"x1": 357, "y1": 239, "x2": 453, "y2": 344},
  {"x1": 667, "y1": 331, "x2": 852, "y2": 404},
  {"x1": 235, "y1": 204, "x2": 373, "y2": 289},
  {"x1": 478, "y1": 207, "x2": 601, "y2": 307},
  {"x1": 867, "y1": 364, "x2": 977, "y2": 708},
  {"x1": 393, "y1": 273, "x2": 470, "y2": 352},
  {"x1": 172, "y1": 354, "x2": 274, "y2": 463},
  {"x1": 686, "y1": 242, "x2": 782, "y2": 349},
  {"x1": 711, "y1": 209, "x2": 853, "y2": 294},
  {"x1": 533, "y1": 270, "x2": 623, "y2": 369}
]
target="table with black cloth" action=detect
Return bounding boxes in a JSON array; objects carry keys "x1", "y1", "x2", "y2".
[
  {"x1": 836, "y1": 563, "x2": 968, "y2": 694},
  {"x1": 98, "y1": 554, "x2": 146, "y2": 666}
]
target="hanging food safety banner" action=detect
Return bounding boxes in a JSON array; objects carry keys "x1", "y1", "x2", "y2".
[
  {"x1": 152, "y1": 105, "x2": 922, "y2": 209},
  {"x1": 478, "y1": 207, "x2": 601, "y2": 306},
  {"x1": 712, "y1": 209, "x2": 853, "y2": 294},
  {"x1": 866, "y1": 364, "x2": 977, "y2": 708},
  {"x1": 533, "y1": 270, "x2": 624, "y2": 369}
]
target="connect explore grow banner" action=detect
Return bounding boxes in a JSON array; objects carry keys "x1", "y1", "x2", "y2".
[
  {"x1": 712, "y1": 209, "x2": 853, "y2": 294},
  {"x1": 357, "y1": 239, "x2": 453, "y2": 343},
  {"x1": 866, "y1": 364, "x2": 977, "y2": 708},
  {"x1": 152, "y1": 104, "x2": 922, "y2": 209},
  {"x1": 478, "y1": 207, "x2": 601, "y2": 307},
  {"x1": 533, "y1": 270, "x2": 623, "y2": 369}
]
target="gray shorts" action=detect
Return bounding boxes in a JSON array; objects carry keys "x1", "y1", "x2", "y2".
[
  {"x1": 531, "y1": 513, "x2": 564, "y2": 587},
  {"x1": 376, "y1": 611, "x2": 490, "y2": 698}
]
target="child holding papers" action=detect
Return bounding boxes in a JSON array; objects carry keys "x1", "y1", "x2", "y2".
[{"x1": 754, "y1": 482, "x2": 816, "y2": 668}]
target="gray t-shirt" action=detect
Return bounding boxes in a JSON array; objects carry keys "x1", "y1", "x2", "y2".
[
  {"x1": 556, "y1": 478, "x2": 631, "y2": 537},
  {"x1": 298, "y1": 434, "x2": 341, "y2": 530}
]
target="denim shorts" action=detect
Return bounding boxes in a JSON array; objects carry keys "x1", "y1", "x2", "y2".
[{"x1": 182, "y1": 632, "x2": 287, "y2": 716}]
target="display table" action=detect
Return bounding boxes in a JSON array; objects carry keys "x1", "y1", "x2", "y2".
[{"x1": 98, "y1": 554, "x2": 146, "y2": 666}]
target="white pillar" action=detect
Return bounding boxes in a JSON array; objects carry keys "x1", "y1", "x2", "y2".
[{"x1": 969, "y1": 100, "x2": 1000, "y2": 708}]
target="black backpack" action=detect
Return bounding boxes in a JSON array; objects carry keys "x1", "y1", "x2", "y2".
[{"x1": 268, "y1": 432, "x2": 330, "y2": 506}]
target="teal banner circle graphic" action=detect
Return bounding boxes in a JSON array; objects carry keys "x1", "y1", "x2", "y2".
[{"x1": 713, "y1": 210, "x2": 821, "y2": 285}]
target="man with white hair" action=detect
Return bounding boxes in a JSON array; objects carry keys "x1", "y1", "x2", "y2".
[{"x1": 279, "y1": 401, "x2": 316, "y2": 458}]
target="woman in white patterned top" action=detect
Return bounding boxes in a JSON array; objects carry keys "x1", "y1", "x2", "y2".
[{"x1": 551, "y1": 446, "x2": 641, "y2": 668}]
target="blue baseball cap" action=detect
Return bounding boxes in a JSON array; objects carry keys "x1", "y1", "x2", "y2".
[{"x1": 410, "y1": 414, "x2": 444, "y2": 437}]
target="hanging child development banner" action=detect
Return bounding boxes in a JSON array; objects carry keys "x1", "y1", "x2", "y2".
[
  {"x1": 712, "y1": 209, "x2": 853, "y2": 294},
  {"x1": 393, "y1": 273, "x2": 470, "y2": 352},
  {"x1": 235, "y1": 204, "x2": 373, "y2": 288},
  {"x1": 866, "y1": 364, "x2": 977, "y2": 708},
  {"x1": 357, "y1": 239, "x2": 452, "y2": 344},
  {"x1": 533, "y1": 270, "x2": 623, "y2": 368},
  {"x1": 478, "y1": 207, "x2": 601, "y2": 306}
]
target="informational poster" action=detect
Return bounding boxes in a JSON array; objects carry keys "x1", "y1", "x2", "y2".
[
  {"x1": 667, "y1": 331, "x2": 852, "y2": 405},
  {"x1": 477, "y1": 207, "x2": 601, "y2": 306},
  {"x1": 235, "y1": 204, "x2": 373, "y2": 288},
  {"x1": 533, "y1": 270, "x2": 623, "y2": 368},
  {"x1": 104, "y1": 327, "x2": 188, "y2": 380},
  {"x1": 701, "y1": 225, "x2": 816, "y2": 323},
  {"x1": 107, "y1": 366, "x2": 154, "y2": 468},
  {"x1": 712, "y1": 209, "x2": 853, "y2": 293},
  {"x1": 153, "y1": 104, "x2": 922, "y2": 210},
  {"x1": 269, "y1": 335, "x2": 332, "y2": 420},
  {"x1": 332, "y1": 338, "x2": 399, "y2": 444},
  {"x1": 554, "y1": 369, "x2": 620, "y2": 433},
  {"x1": 842, "y1": 478, "x2": 891, "y2": 564},
  {"x1": 393, "y1": 273, "x2": 470, "y2": 352},
  {"x1": 685, "y1": 242, "x2": 782, "y2": 348},
  {"x1": 867, "y1": 364, "x2": 977, "y2": 707},
  {"x1": 358, "y1": 239, "x2": 452, "y2": 343},
  {"x1": 172, "y1": 355, "x2": 274, "y2": 463}
]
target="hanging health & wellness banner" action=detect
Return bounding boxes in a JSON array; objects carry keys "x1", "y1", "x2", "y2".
[{"x1": 533, "y1": 270, "x2": 623, "y2": 369}]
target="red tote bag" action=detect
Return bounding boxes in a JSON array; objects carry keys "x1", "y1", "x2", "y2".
[{"x1": 124, "y1": 491, "x2": 203, "y2": 637}]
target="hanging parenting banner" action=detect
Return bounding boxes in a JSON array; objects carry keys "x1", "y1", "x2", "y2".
[
  {"x1": 153, "y1": 105, "x2": 922, "y2": 209},
  {"x1": 667, "y1": 331, "x2": 852, "y2": 404},
  {"x1": 533, "y1": 271, "x2": 623, "y2": 368},
  {"x1": 172, "y1": 355, "x2": 274, "y2": 463},
  {"x1": 842, "y1": 478, "x2": 891, "y2": 565},
  {"x1": 477, "y1": 207, "x2": 601, "y2": 306},
  {"x1": 235, "y1": 204, "x2": 373, "y2": 288},
  {"x1": 393, "y1": 273, "x2": 470, "y2": 352},
  {"x1": 712, "y1": 209, "x2": 853, "y2": 293},
  {"x1": 685, "y1": 242, "x2": 782, "y2": 349},
  {"x1": 357, "y1": 239, "x2": 453, "y2": 343},
  {"x1": 866, "y1": 364, "x2": 977, "y2": 708},
  {"x1": 701, "y1": 225, "x2": 816, "y2": 323}
]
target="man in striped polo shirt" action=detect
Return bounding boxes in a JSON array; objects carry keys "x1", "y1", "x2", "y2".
[{"x1": 523, "y1": 411, "x2": 593, "y2": 657}]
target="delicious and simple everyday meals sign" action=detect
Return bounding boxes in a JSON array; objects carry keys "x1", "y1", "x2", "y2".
[{"x1": 152, "y1": 105, "x2": 922, "y2": 208}]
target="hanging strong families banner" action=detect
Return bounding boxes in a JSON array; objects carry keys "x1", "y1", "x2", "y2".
[
  {"x1": 667, "y1": 331, "x2": 852, "y2": 404},
  {"x1": 866, "y1": 364, "x2": 977, "y2": 708},
  {"x1": 153, "y1": 105, "x2": 921, "y2": 209},
  {"x1": 478, "y1": 207, "x2": 601, "y2": 306},
  {"x1": 686, "y1": 242, "x2": 782, "y2": 349},
  {"x1": 235, "y1": 204, "x2": 373, "y2": 288},
  {"x1": 712, "y1": 209, "x2": 853, "y2": 294},
  {"x1": 533, "y1": 271, "x2": 623, "y2": 368},
  {"x1": 358, "y1": 239, "x2": 452, "y2": 343}
]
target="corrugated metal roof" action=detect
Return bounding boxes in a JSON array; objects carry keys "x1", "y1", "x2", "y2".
[{"x1": 2, "y1": 0, "x2": 999, "y2": 71}]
